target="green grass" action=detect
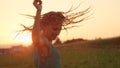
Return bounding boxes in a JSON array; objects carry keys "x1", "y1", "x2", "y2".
[
  {"x1": 0, "y1": 37, "x2": 120, "y2": 68},
  {"x1": 0, "y1": 53, "x2": 35, "y2": 68},
  {"x1": 59, "y1": 42, "x2": 120, "y2": 68}
]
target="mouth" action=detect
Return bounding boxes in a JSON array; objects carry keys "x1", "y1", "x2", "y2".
[{"x1": 51, "y1": 34, "x2": 58, "y2": 39}]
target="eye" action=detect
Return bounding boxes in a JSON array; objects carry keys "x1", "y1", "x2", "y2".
[
  {"x1": 53, "y1": 27, "x2": 61, "y2": 31},
  {"x1": 53, "y1": 28, "x2": 58, "y2": 31}
]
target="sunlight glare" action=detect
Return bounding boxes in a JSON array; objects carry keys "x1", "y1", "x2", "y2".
[{"x1": 15, "y1": 32, "x2": 32, "y2": 47}]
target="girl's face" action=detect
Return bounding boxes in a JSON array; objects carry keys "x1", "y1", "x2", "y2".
[{"x1": 42, "y1": 23, "x2": 62, "y2": 41}]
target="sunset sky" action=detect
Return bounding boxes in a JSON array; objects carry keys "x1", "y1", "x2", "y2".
[{"x1": 0, "y1": 0, "x2": 120, "y2": 48}]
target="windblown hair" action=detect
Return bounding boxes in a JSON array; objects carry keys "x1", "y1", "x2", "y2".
[
  {"x1": 40, "y1": 11, "x2": 65, "y2": 26},
  {"x1": 20, "y1": 5, "x2": 91, "y2": 32}
]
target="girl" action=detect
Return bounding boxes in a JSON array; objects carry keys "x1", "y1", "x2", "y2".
[
  {"x1": 32, "y1": 0, "x2": 64, "y2": 68},
  {"x1": 21, "y1": 0, "x2": 91, "y2": 68}
]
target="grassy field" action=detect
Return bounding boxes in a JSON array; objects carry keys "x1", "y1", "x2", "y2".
[{"x1": 0, "y1": 37, "x2": 120, "y2": 68}]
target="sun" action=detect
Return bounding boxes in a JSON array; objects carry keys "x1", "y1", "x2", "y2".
[{"x1": 15, "y1": 32, "x2": 32, "y2": 47}]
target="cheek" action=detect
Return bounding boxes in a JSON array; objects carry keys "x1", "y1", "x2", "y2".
[
  {"x1": 52, "y1": 31, "x2": 60, "y2": 38},
  {"x1": 47, "y1": 29, "x2": 54, "y2": 37},
  {"x1": 50, "y1": 31, "x2": 55, "y2": 36}
]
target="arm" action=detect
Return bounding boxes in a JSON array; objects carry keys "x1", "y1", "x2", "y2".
[
  {"x1": 32, "y1": 0, "x2": 42, "y2": 46},
  {"x1": 32, "y1": 0, "x2": 50, "y2": 58}
]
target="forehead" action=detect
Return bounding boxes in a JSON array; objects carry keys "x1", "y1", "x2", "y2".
[
  {"x1": 51, "y1": 20, "x2": 63, "y2": 25},
  {"x1": 50, "y1": 23, "x2": 62, "y2": 28}
]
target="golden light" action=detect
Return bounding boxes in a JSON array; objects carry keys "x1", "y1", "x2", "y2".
[{"x1": 15, "y1": 32, "x2": 32, "y2": 47}]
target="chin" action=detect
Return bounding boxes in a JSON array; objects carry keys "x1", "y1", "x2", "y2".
[
  {"x1": 51, "y1": 36, "x2": 57, "y2": 40},
  {"x1": 48, "y1": 38, "x2": 55, "y2": 42},
  {"x1": 49, "y1": 35, "x2": 57, "y2": 41}
]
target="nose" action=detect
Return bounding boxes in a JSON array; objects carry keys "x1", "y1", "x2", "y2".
[
  {"x1": 57, "y1": 30, "x2": 60, "y2": 35},
  {"x1": 55, "y1": 30, "x2": 61, "y2": 35}
]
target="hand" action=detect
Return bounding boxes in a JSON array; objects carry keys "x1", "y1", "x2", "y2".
[{"x1": 33, "y1": 0, "x2": 42, "y2": 10}]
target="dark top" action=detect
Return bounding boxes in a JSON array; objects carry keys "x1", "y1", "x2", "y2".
[{"x1": 33, "y1": 43, "x2": 61, "y2": 68}]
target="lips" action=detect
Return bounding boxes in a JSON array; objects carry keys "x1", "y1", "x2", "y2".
[{"x1": 51, "y1": 34, "x2": 58, "y2": 40}]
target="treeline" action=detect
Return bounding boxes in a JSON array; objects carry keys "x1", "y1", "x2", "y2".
[
  {"x1": 55, "y1": 38, "x2": 87, "y2": 45},
  {"x1": 63, "y1": 38, "x2": 87, "y2": 44}
]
